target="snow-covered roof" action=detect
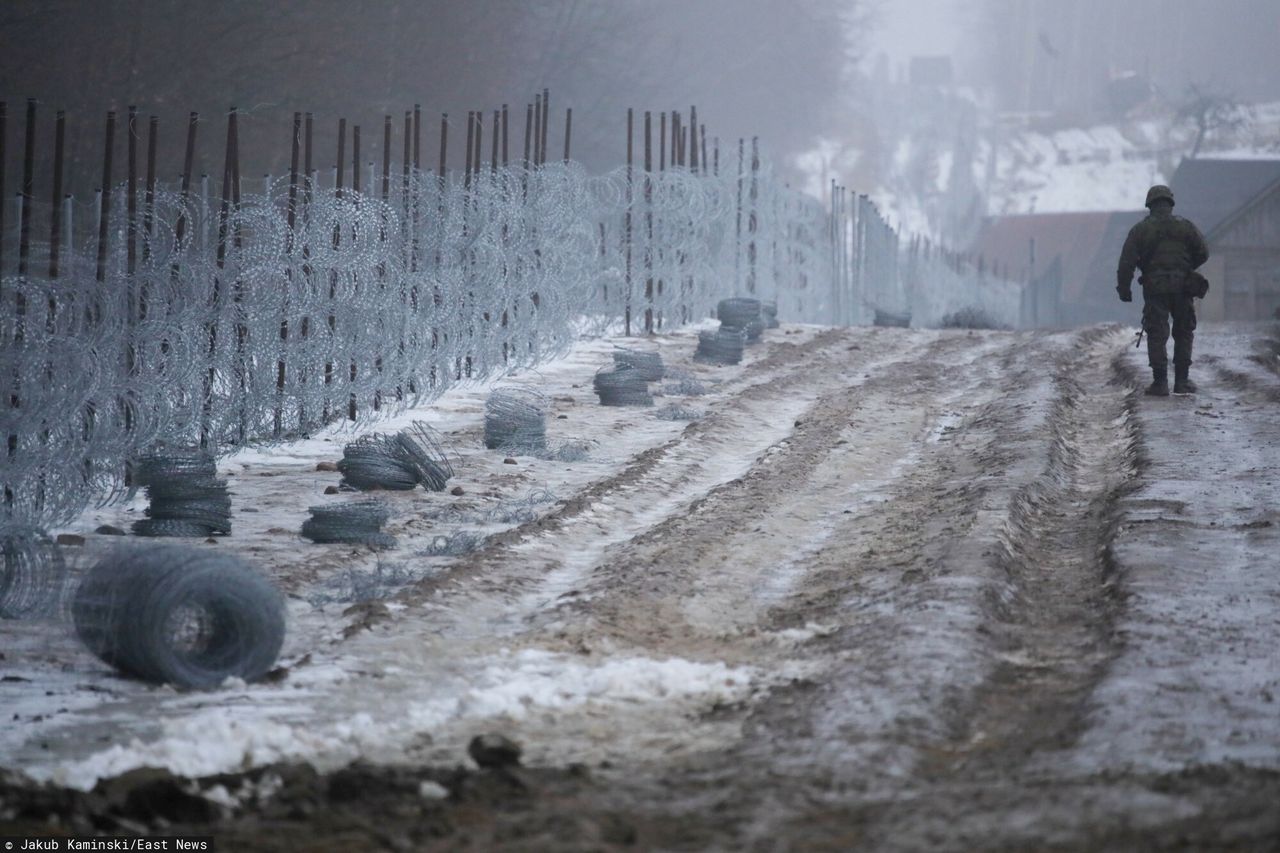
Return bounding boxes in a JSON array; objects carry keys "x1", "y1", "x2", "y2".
[{"x1": 1170, "y1": 157, "x2": 1280, "y2": 238}]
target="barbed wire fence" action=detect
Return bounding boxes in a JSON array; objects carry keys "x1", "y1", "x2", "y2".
[{"x1": 0, "y1": 94, "x2": 1028, "y2": 585}]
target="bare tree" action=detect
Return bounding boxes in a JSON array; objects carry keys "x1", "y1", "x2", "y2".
[{"x1": 1177, "y1": 83, "x2": 1250, "y2": 158}]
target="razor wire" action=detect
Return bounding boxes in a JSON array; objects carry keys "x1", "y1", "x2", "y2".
[
  {"x1": 72, "y1": 544, "x2": 285, "y2": 688},
  {"x1": 300, "y1": 499, "x2": 396, "y2": 549},
  {"x1": 593, "y1": 365, "x2": 654, "y2": 407},
  {"x1": 0, "y1": 156, "x2": 834, "y2": 538},
  {"x1": 337, "y1": 421, "x2": 454, "y2": 492},
  {"x1": 902, "y1": 242, "x2": 1024, "y2": 330}
]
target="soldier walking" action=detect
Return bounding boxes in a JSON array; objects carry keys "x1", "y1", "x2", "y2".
[{"x1": 1116, "y1": 185, "x2": 1210, "y2": 396}]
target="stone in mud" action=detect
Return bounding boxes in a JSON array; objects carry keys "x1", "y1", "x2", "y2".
[{"x1": 468, "y1": 733, "x2": 522, "y2": 769}]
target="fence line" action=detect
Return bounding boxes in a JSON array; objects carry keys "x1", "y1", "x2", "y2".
[{"x1": 0, "y1": 97, "x2": 1025, "y2": 538}]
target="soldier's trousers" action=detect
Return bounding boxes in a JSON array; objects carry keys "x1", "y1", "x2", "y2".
[{"x1": 1142, "y1": 291, "x2": 1196, "y2": 369}]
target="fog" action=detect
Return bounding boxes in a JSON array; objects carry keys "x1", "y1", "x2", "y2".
[{"x1": 2, "y1": 0, "x2": 1279, "y2": 196}]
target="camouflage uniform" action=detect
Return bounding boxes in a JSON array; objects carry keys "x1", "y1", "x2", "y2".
[{"x1": 1116, "y1": 185, "x2": 1209, "y2": 394}]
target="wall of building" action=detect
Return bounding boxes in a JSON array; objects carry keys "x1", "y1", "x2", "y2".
[
  {"x1": 1213, "y1": 189, "x2": 1280, "y2": 321},
  {"x1": 1197, "y1": 255, "x2": 1227, "y2": 322}
]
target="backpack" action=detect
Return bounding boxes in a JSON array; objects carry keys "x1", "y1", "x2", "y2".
[{"x1": 1143, "y1": 216, "x2": 1210, "y2": 298}]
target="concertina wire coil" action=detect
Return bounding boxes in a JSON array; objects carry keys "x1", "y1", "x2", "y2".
[{"x1": 0, "y1": 160, "x2": 836, "y2": 533}]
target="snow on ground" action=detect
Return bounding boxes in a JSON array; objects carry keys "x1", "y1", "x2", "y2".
[
  {"x1": 31, "y1": 650, "x2": 758, "y2": 791},
  {"x1": 2, "y1": 319, "x2": 1278, "y2": 850},
  {"x1": 0, "y1": 322, "x2": 828, "y2": 789}
]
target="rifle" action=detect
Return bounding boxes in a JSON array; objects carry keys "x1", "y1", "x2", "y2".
[{"x1": 1134, "y1": 327, "x2": 1145, "y2": 349}]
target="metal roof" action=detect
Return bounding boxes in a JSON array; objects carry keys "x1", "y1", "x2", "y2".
[
  {"x1": 1169, "y1": 157, "x2": 1280, "y2": 238},
  {"x1": 972, "y1": 210, "x2": 1145, "y2": 302}
]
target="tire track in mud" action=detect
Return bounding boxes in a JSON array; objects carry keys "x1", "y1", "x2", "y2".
[
  {"x1": 764, "y1": 327, "x2": 1143, "y2": 852},
  {"x1": 494, "y1": 330, "x2": 1069, "y2": 849},
  {"x1": 578, "y1": 327, "x2": 1145, "y2": 852},
  {"x1": 381, "y1": 327, "x2": 926, "y2": 634},
  {"x1": 545, "y1": 331, "x2": 1023, "y2": 657}
]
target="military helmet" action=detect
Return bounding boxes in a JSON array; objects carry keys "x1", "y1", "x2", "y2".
[{"x1": 1145, "y1": 184, "x2": 1175, "y2": 207}]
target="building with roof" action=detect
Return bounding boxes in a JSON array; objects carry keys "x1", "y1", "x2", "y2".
[
  {"x1": 971, "y1": 210, "x2": 1144, "y2": 327},
  {"x1": 1169, "y1": 158, "x2": 1280, "y2": 321}
]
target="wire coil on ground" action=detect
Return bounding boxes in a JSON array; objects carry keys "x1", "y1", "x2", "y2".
[
  {"x1": 72, "y1": 545, "x2": 285, "y2": 689},
  {"x1": 593, "y1": 366, "x2": 654, "y2": 407},
  {"x1": 717, "y1": 297, "x2": 763, "y2": 328},
  {"x1": 655, "y1": 403, "x2": 703, "y2": 421},
  {"x1": 612, "y1": 348, "x2": 665, "y2": 382},
  {"x1": 484, "y1": 387, "x2": 548, "y2": 455},
  {"x1": 0, "y1": 526, "x2": 68, "y2": 620},
  {"x1": 661, "y1": 370, "x2": 708, "y2": 397},
  {"x1": 338, "y1": 422, "x2": 454, "y2": 492},
  {"x1": 717, "y1": 297, "x2": 765, "y2": 343},
  {"x1": 694, "y1": 327, "x2": 747, "y2": 365},
  {"x1": 301, "y1": 500, "x2": 396, "y2": 549},
  {"x1": 132, "y1": 451, "x2": 232, "y2": 538},
  {"x1": 763, "y1": 301, "x2": 780, "y2": 329}
]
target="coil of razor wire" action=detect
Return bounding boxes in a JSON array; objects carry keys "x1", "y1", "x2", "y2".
[
  {"x1": 717, "y1": 297, "x2": 763, "y2": 328},
  {"x1": 484, "y1": 386, "x2": 548, "y2": 455},
  {"x1": 593, "y1": 365, "x2": 655, "y2": 407},
  {"x1": 717, "y1": 298, "x2": 766, "y2": 343},
  {"x1": 694, "y1": 327, "x2": 747, "y2": 365},
  {"x1": 655, "y1": 403, "x2": 704, "y2": 422},
  {"x1": 300, "y1": 500, "x2": 396, "y2": 549},
  {"x1": 763, "y1": 301, "x2": 780, "y2": 329},
  {"x1": 397, "y1": 422, "x2": 456, "y2": 491},
  {"x1": 612, "y1": 348, "x2": 665, "y2": 382},
  {"x1": 661, "y1": 370, "x2": 708, "y2": 397},
  {"x1": 132, "y1": 451, "x2": 232, "y2": 538},
  {"x1": 0, "y1": 526, "x2": 68, "y2": 620},
  {"x1": 1, "y1": 152, "x2": 842, "y2": 544},
  {"x1": 337, "y1": 422, "x2": 453, "y2": 492},
  {"x1": 420, "y1": 530, "x2": 485, "y2": 557},
  {"x1": 71, "y1": 544, "x2": 285, "y2": 689}
]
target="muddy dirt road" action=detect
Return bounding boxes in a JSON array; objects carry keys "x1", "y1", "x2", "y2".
[{"x1": 2, "y1": 323, "x2": 1278, "y2": 851}]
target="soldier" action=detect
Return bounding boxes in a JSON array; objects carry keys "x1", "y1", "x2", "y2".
[{"x1": 1116, "y1": 184, "x2": 1210, "y2": 396}]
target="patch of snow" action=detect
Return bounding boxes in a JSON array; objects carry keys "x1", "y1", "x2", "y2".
[{"x1": 26, "y1": 649, "x2": 757, "y2": 791}]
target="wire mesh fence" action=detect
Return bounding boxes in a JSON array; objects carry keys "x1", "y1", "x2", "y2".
[{"x1": 0, "y1": 98, "x2": 1030, "y2": 556}]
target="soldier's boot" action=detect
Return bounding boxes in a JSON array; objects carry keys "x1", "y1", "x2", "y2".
[
  {"x1": 1173, "y1": 364, "x2": 1196, "y2": 395},
  {"x1": 1145, "y1": 367, "x2": 1169, "y2": 397}
]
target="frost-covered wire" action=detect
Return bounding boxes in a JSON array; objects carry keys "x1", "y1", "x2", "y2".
[
  {"x1": 132, "y1": 451, "x2": 231, "y2": 538},
  {"x1": 337, "y1": 422, "x2": 453, "y2": 492},
  {"x1": 1, "y1": 157, "x2": 838, "y2": 544},
  {"x1": 661, "y1": 370, "x2": 708, "y2": 397},
  {"x1": 593, "y1": 365, "x2": 654, "y2": 407},
  {"x1": 420, "y1": 530, "x2": 485, "y2": 557},
  {"x1": 694, "y1": 327, "x2": 747, "y2": 365},
  {"x1": 612, "y1": 348, "x2": 664, "y2": 382},
  {"x1": 655, "y1": 403, "x2": 703, "y2": 421},
  {"x1": 301, "y1": 499, "x2": 396, "y2": 549},
  {"x1": 0, "y1": 526, "x2": 67, "y2": 619},
  {"x1": 72, "y1": 544, "x2": 285, "y2": 689},
  {"x1": 484, "y1": 386, "x2": 548, "y2": 454}
]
